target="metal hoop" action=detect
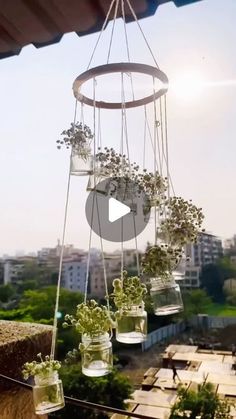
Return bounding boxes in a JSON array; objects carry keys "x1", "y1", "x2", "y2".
[{"x1": 72, "y1": 62, "x2": 168, "y2": 110}]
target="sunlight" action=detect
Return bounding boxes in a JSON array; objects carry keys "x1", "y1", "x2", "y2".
[{"x1": 170, "y1": 71, "x2": 205, "y2": 101}]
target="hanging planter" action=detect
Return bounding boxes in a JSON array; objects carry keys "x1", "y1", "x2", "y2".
[
  {"x1": 112, "y1": 271, "x2": 147, "y2": 344},
  {"x1": 142, "y1": 244, "x2": 184, "y2": 280},
  {"x1": 149, "y1": 276, "x2": 183, "y2": 316},
  {"x1": 158, "y1": 197, "x2": 205, "y2": 247},
  {"x1": 142, "y1": 244, "x2": 184, "y2": 316},
  {"x1": 57, "y1": 122, "x2": 93, "y2": 176},
  {"x1": 63, "y1": 300, "x2": 113, "y2": 377},
  {"x1": 138, "y1": 171, "x2": 167, "y2": 208},
  {"x1": 87, "y1": 147, "x2": 139, "y2": 196},
  {"x1": 22, "y1": 354, "x2": 64, "y2": 415}
]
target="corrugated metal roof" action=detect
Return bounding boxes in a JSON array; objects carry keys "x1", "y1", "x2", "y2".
[{"x1": 0, "y1": 0, "x2": 202, "y2": 60}]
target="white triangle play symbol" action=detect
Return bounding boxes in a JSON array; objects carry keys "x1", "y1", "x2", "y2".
[{"x1": 109, "y1": 197, "x2": 131, "y2": 223}]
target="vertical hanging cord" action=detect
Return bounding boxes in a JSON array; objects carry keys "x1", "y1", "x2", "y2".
[
  {"x1": 121, "y1": 73, "x2": 140, "y2": 276},
  {"x1": 144, "y1": 106, "x2": 158, "y2": 172},
  {"x1": 97, "y1": 108, "x2": 102, "y2": 150},
  {"x1": 164, "y1": 94, "x2": 171, "y2": 200},
  {"x1": 120, "y1": 74, "x2": 124, "y2": 281},
  {"x1": 143, "y1": 106, "x2": 147, "y2": 170},
  {"x1": 50, "y1": 100, "x2": 78, "y2": 359},
  {"x1": 107, "y1": 0, "x2": 120, "y2": 64},
  {"x1": 125, "y1": 0, "x2": 160, "y2": 69},
  {"x1": 152, "y1": 80, "x2": 159, "y2": 246},
  {"x1": 121, "y1": 0, "x2": 135, "y2": 100},
  {"x1": 159, "y1": 97, "x2": 165, "y2": 170},
  {"x1": 87, "y1": 0, "x2": 117, "y2": 70},
  {"x1": 84, "y1": 79, "x2": 98, "y2": 303}
]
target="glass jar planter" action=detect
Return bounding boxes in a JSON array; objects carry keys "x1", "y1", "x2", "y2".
[
  {"x1": 86, "y1": 173, "x2": 110, "y2": 195},
  {"x1": 150, "y1": 277, "x2": 183, "y2": 316},
  {"x1": 70, "y1": 146, "x2": 92, "y2": 176},
  {"x1": 33, "y1": 371, "x2": 64, "y2": 415},
  {"x1": 81, "y1": 333, "x2": 113, "y2": 377},
  {"x1": 116, "y1": 303, "x2": 147, "y2": 344}
]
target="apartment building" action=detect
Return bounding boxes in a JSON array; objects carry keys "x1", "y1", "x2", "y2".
[
  {"x1": 181, "y1": 232, "x2": 223, "y2": 289},
  {"x1": 62, "y1": 257, "x2": 87, "y2": 293}
]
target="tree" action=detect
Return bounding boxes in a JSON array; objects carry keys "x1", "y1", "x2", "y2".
[
  {"x1": 170, "y1": 383, "x2": 231, "y2": 419},
  {"x1": 51, "y1": 364, "x2": 132, "y2": 419},
  {"x1": 19, "y1": 286, "x2": 83, "y2": 322},
  {"x1": 0, "y1": 284, "x2": 15, "y2": 303},
  {"x1": 201, "y1": 264, "x2": 225, "y2": 303},
  {"x1": 182, "y1": 289, "x2": 212, "y2": 317},
  {"x1": 201, "y1": 257, "x2": 236, "y2": 303}
]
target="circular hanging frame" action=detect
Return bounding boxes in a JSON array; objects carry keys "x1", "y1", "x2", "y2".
[{"x1": 72, "y1": 62, "x2": 168, "y2": 109}]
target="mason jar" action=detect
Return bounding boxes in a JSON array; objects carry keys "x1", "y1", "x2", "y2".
[
  {"x1": 116, "y1": 303, "x2": 147, "y2": 344},
  {"x1": 70, "y1": 147, "x2": 92, "y2": 176},
  {"x1": 150, "y1": 277, "x2": 183, "y2": 316},
  {"x1": 33, "y1": 371, "x2": 64, "y2": 415},
  {"x1": 81, "y1": 333, "x2": 113, "y2": 377}
]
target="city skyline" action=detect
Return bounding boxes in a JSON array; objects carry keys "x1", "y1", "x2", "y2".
[{"x1": 0, "y1": 0, "x2": 236, "y2": 255}]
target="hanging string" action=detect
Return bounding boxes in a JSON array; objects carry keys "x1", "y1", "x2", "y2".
[
  {"x1": 97, "y1": 108, "x2": 102, "y2": 150},
  {"x1": 50, "y1": 100, "x2": 78, "y2": 359},
  {"x1": 121, "y1": 72, "x2": 140, "y2": 276},
  {"x1": 164, "y1": 94, "x2": 172, "y2": 199},
  {"x1": 107, "y1": 0, "x2": 120, "y2": 64},
  {"x1": 80, "y1": 102, "x2": 84, "y2": 128},
  {"x1": 152, "y1": 80, "x2": 160, "y2": 246},
  {"x1": 121, "y1": 0, "x2": 135, "y2": 101},
  {"x1": 143, "y1": 106, "x2": 147, "y2": 170},
  {"x1": 125, "y1": 0, "x2": 160, "y2": 69},
  {"x1": 84, "y1": 79, "x2": 98, "y2": 303},
  {"x1": 159, "y1": 96, "x2": 165, "y2": 170},
  {"x1": 144, "y1": 103, "x2": 175, "y2": 196},
  {"x1": 120, "y1": 74, "x2": 125, "y2": 281},
  {"x1": 95, "y1": 194, "x2": 110, "y2": 311},
  {"x1": 87, "y1": 0, "x2": 117, "y2": 70}
]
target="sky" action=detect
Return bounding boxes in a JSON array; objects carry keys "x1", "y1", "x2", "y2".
[{"x1": 0, "y1": 0, "x2": 236, "y2": 256}]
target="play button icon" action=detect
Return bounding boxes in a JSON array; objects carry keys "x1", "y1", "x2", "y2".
[
  {"x1": 109, "y1": 198, "x2": 130, "y2": 223},
  {"x1": 85, "y1": 176, "x2": 151, "y2": 242}
]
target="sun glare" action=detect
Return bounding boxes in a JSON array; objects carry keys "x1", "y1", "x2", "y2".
[{"x1": 170, "y1": 71, "x2": 205, "y2": 101}]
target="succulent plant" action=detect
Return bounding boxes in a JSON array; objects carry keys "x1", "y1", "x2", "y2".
[
  {"x1": 141, "y1": 244, "x2": 183, "y2": 279},
  {"x1": 159, "y1": 197, "x2": 204, "y2": 247},
  {"x1": 63, "y1": 299, "x2": 113, "y2": 338},
  {"x1": 56, "y1": 122, "x2": 93, "y2": 154},
  {"x1": 22, "y1": 353, "x2": 61, "y2": 380},
  {"x1": 112, "y1": 271, "x2": 147, "y2": 310}
]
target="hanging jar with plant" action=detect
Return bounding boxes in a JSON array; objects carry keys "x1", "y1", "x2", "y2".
[
  {"x1": 112, "y1": 271, "x2": 147, "y2": 344},
  {"x1": 63, "y1": 299, "x2": 113, "y2": 377},
  {"x1": 22, "y1": 354, "x2": 64, "y2": 415},
  {"x1": 87, "y1": 147, "x2": 139, "y2": 196},
  {"x1": 57, "y1": 122, "x2": 93, "y2": 176},
  {"x1": 138, "y1": 171, "x2": 167, "y2": 209},
  {"x1": 142, "y1": 244, "x2": 184, "y2": 316}
]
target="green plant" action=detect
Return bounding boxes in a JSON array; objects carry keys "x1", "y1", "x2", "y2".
[
  {"x1": 51, "y1": 363, "x2": 133, "y2": 419},
  {"x1": 22, "y1": 353, "x2": 61, "y2": 380},
  {"x1": 63, "y1": 299, "x2": 113, "y2": 338},
  {"x1": 141, "y1": 244, "x2": 183, "y2": 279},
  {"x1": 170, "y1": 382, "x2": 232, "y2": 419},
  {"x1": 159, "y1": 197, "x2": 204, "y2": 246},
  {"x1": 112, "y1": 271, "x2": 147, "y2": 310},
  {"x1": 57, "y1": 122, "x2": 93, "y2": 153}
]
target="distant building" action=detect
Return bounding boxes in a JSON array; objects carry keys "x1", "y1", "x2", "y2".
[
  {"x1": 61, "y1": 248, "x2": 137, "y2": 298},
  {"x1": 62, "y1": 257, "x2": 87, "y2": 293},
  {"x1": 3, "y1": 256, "x2": 35, "y2": 285},
  {"x1": 185, "y1": 232, "x2": 223, "y2": 267},
  {"x1": 181, "y1": 232, "x2": 223, "y2": 289}
]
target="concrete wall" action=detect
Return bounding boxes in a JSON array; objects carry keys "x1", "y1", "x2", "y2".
[{"x1": 0, "y1": 321, "x2": 53, "y2": 419}]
